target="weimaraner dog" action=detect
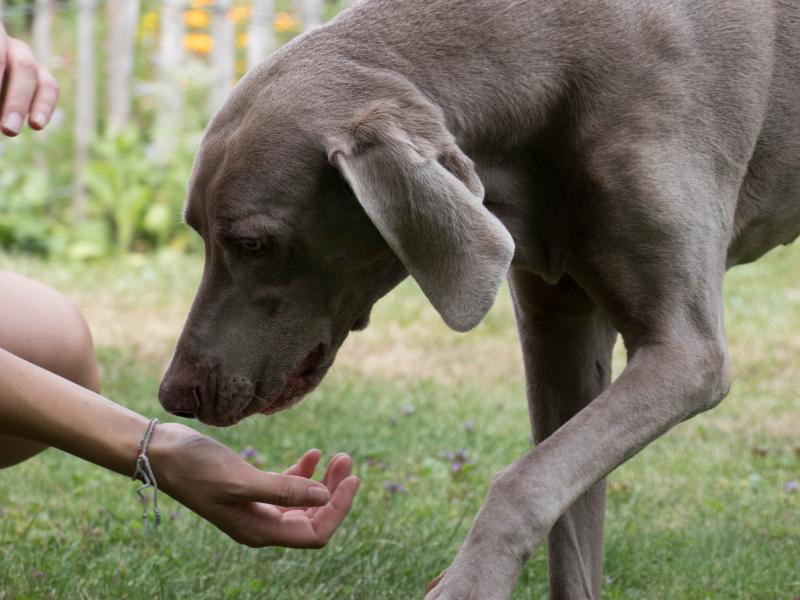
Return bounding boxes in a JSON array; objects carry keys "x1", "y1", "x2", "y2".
[{"x1": 159, "y1": 0, "x2": 800, "y2": 597}]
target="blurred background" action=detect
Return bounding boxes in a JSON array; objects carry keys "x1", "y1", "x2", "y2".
[
  {"x1": 0, "y1": 0, "x2": 351, "y2": 259},
  {"x1": 0, "y1": 2, "x2": 798, "y2": 598}
]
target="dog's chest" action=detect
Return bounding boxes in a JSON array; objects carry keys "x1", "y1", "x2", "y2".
[{"x1": 728, "y1": 170, "x2": 800, "y2": 267}]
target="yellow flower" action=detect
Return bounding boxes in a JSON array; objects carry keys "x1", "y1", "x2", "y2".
[
  {"x1": 236, "y1": 57, "x2": 247, "y2": 76},
  {"x1": 190, "y1": 0, "x2": 214, "y2": 7},
  {"x1": 140, "y1": 10, "x2": 159, "y2": 34},
  {"x1": 184, "y1": 9, "x2": 209, "y2": 28},
  {"x1": 236, "y1": 31, "x2": 249, "y2": 48},
  {"x1": 184, "y1": 32, "x2": 214, "y2": 54},
  {"x1": 229, "y1": 5, "x2": 251, "y2": 24},
  {"x1": 273, "y1": 11, "x2": 300, "y2": 33}
]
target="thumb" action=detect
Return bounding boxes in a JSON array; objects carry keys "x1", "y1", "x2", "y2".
[{"x1": 234, "y1": 470, "x2": 330, "y2": 507}]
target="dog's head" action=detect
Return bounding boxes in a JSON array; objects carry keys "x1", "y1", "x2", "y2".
[{"x1": 159, "y1": 55, "x2": 514, "y2": 426}]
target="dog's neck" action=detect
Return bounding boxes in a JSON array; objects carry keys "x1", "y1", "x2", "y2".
[
  {"x1": 275, "y1": 0, "x2": 578, "y2": 280},
  {"x1": 322, "y1": 0, "x2": 572, "y2": 153}
]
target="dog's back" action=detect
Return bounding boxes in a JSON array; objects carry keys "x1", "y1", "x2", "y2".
[{"x1": 333, "y1": 0, "x2": 800, "y2": 266}]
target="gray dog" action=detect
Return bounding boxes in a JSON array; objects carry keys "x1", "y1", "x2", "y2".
[{"x1": 159, "y1": 0, "x2": 800, "y2": 597}]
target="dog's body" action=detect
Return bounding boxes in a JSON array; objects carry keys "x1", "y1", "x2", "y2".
[{"x1": 159, "y1": 1, "x2": 800, "y2": 598}]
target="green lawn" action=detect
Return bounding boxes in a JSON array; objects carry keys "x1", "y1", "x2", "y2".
[{"x1": 1, "y1": 246, "x2": 798, "y2": 600}]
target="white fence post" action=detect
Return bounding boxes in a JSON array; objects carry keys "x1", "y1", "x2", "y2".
[
  {"x1": 248, "y1": 0, "x2": 275, "y2": 70},
  {"x1": 74, "y1": 0, "x2": 97, "y2": 217},
  {"x1": 153, "y1": 0, "x2": 185, "y2": 162},
  {"x1": 32, "y1": 0, "x2": 54, "y2": 67},
  {"x1": 107, "y1": 0, "x2": 140, "y2": 134},
  {"x1": 209, "y1": 0, "x2": 235, "y2": 112},
  {"x1": 302, "y1": 0, "x2": 323, "y2": 31}
]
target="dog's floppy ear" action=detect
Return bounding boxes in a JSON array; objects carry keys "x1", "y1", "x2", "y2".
[{"x1": 328, "y1": 99, "x2": 514, "y2": 332}]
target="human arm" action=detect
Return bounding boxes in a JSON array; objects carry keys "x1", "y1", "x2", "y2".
[{"x1": 0, "y1": 346, "x2": 360, "y2": 548}]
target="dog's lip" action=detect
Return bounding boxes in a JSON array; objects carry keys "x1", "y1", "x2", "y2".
[{"x1": 259, "y1": 344, "x2": 330, "y2": 416}]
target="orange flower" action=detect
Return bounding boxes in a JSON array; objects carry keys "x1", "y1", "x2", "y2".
[
  {"x1": 273, "y1": 11, "x2": 300, "y2": 33},
  {"x1": 184, "y1": 32, "x2": 214, "y2": 54},
  {"x1": 184, "y1": 9, "x2": 210, "y2": 28},
  {"x1": 229, "y1": 5, "x2": 251, "y2": 24}
]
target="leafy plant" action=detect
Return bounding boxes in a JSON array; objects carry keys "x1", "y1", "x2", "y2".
[{"x1": 0, "y1": 127, "x2": 200, "y2": 259}]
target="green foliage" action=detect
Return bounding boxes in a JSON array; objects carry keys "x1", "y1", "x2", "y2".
[
  {"x1": 82, "y1": 129, "x2": 199, "y2": 258},
  {"x1": 0, "y1": 130, "x2": 75, "y2": 256},
  {"x1": 0, "y1": 0, "x2": 361, "y2": 261},
  {"x1": 0, "y1": 129, "x2": 200, "y2": 260}
]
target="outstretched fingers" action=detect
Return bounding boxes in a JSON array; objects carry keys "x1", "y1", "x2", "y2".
[
  {"x1": 283, "y1": 448, "x2": 322, "y2": 479},
  {"x1": 214, "y1": 450, "x2": 360, "y2": 548},
  {"x1": 234, "y1": 468, "x2": 331, "y2": 507},
  {"x1": 308, "y1": 474, "x2": 360, "y2": 544},
  {"x1": 236, "y1": 474, "x2": 359, "y2": 549}
]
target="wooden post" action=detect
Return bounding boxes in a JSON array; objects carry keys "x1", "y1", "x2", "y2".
[
  {"x1": 74, "y1": 0, "x2": 97, "y2": 218},
  {"x1": 153, "y1": 0, "x2": 184, "y2": 162},
  {"x1": 209, "y1": 0, "x2": 235, "y2": 112},
  {"x1": 106, "y1": 0, "x2": 140, "y2": 134},
  {"x1": 248, "y1": 0, "x2": 275, "y2": 70},
  {"x1": 302, "y1": 0, "x2": 323, "y2": 31},
  {"x1": 32, "y1": 0, "x2": 54, "y2": 67}
]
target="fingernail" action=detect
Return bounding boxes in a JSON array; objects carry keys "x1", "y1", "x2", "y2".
[
  {"x1": 3, "y1": 112, "x2": 22, "y2": 134},
  {"x1": 32, "y1": 112, "x2": 48, "y2": 128},
  {"x1": 309, "y1": 486, "x2": 330, "y2": 504}
]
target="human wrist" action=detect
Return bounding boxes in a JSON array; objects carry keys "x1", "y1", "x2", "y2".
[{"x1": 145, "y1": 421, "x2": 199, "y2": 494}]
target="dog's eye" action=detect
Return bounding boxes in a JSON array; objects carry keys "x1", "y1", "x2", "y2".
[{"x1": 236, "y1": 238, "x2": 272, "y2": 254}]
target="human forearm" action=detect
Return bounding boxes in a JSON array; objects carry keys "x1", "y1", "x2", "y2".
[
  {"x1": 0, "y1": 347, "x2": 146, "y2": 476},
  {"x1": 0, "y1": 346, "x2": 360, "y2": 548}
]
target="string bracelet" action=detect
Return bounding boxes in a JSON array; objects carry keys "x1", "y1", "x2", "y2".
[{"x1": 132, "y1": 418, "x2": 161, "y2": 530}]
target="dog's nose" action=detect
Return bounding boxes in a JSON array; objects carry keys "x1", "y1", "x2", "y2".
[
  {"x1": 172, "y1": 410, "x2": 197, "y2": 419},
  {"x1": 158, "y1": 380, "x2": 200, "y2": 419}
]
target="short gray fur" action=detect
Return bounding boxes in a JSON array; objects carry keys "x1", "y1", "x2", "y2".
[{"x1": 159, "y1": 1, "x2": 800, "y2": 598}]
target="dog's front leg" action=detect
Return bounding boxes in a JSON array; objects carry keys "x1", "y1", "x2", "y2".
[
  {"x1": 426, "y1": 302, "x2": 730, "y2": 600},
  {"x1": 510, "y1": 270, "x2": 617, "y2": 600}
]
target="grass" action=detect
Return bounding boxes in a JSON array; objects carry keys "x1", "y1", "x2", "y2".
[{"x1": 0, "y1": 245, "x2": 798, "y2": 600}]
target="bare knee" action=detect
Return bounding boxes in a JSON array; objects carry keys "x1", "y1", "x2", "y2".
[
  {"x1": 48, "y1": 299, "x2": 101, "y2": 393},
  {"x1": 0, "y1": 272, "x2": 100, "y2": 393}
]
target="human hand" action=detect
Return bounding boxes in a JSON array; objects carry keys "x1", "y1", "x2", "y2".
[
  {"x1": 0, "y1": 22, "x2": 59, "y2": 136},
  {"x1": 150, "y1": 423, "x2": 360, "y2": 548}
]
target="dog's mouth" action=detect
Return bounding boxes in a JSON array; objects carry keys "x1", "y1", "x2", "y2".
[{"x1": 259, "y1": 343, "x2": 330, "y2": 416}]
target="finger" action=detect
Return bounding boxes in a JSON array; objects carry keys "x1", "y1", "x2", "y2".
[
  {"x1": 321, "y1": 453, "x2": 353, "y2": 492},
  {"x1": 282, "y1": 448, "x2": 321, "y2": 478},
  {"x1": 28, "y1": 66, "x2": 58, "y2": 130},
  {"x1": 309, "y1": 475, "x2": 360, "y2": 543},
  {"x1": 234, "y1": 476, "x2": 358, "y2": 549},
  {"x1": 2, "y1": 39, "x2": 39, "y2": 136},
  {"x1": 234, "y1": 470, "x2": 330, "y2": 507},
  {"x1": 239, "y1": 502, "x2": 320, "y2": 548},
  {"x1": 304, "y1": 454, "x2": 353, "y2": 517},
  {"x1": 0, "y1": 24, "x2": 7, "y2": 85}
]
